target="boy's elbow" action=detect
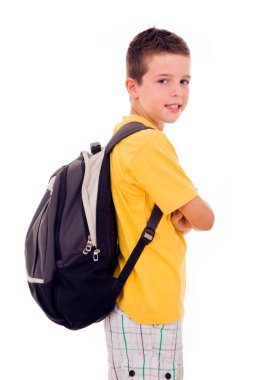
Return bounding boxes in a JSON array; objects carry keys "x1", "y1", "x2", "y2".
[
  {"x1": 202, "y1": 212, "x2": 215, "y2": 230},
  {"x1": 193, "y1": 209, "x2": 215, "y2": 231},
  {"x1": 208, "y1": 210, "x2": 215, "y2": 230},
  {"x1": 179, "y1": 196, "x2": 215, "y2": 232}
]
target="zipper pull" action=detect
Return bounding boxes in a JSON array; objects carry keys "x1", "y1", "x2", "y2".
[
  {"x1": 93, "y1": 249, "x2": 100, "y2": 261},
  {"x1": 83, "y1": 235, "x2": 93, "y2": 254}
]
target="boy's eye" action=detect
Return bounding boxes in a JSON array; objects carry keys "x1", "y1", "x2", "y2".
[
  {"x1": 158, "y1": 79, "x2": 168, "y2": 84},
  {"x1": 181, "y1": 79, "x2": 190, "y2": 85},
  {"x1": 158, "y1": 79, "x2": 190, "y2": 85}
]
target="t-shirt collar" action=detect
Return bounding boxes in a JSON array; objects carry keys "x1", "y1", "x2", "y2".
[{"x1": 122, "y1": 115, "x2": 159, "y2": 130}]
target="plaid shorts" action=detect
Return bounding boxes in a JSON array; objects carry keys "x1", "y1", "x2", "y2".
[{"x1": 103, "y1": 304, "x2": 183, "y2": 380}]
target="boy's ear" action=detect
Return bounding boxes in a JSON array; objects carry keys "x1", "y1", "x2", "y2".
[{"x1": 125, "y1": 78, "x2": 139, "y2": 99}]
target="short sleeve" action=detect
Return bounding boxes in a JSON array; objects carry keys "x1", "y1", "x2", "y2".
[{"x1": 127, "y1": 133, "x2": 198, "y2": 215}]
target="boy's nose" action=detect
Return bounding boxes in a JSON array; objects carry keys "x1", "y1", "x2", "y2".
[{"x1": 170, "y1": 84, "x2": 183, "y2": 97}]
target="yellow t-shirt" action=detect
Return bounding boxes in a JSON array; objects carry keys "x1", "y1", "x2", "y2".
[{"x1": 110, "y1": 114, "x2": 198, "y2": 324}]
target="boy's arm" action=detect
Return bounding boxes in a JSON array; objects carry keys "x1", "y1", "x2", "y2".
[{"x1": 177, "y1": 196, "x2": 215, "y2": 231}]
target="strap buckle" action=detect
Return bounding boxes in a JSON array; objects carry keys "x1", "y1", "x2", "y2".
[{"x1": 141, "y1": 227, "x2": 155, "y2": 245}]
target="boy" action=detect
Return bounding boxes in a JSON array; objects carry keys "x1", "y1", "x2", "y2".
[{"x1": 104, "y1": 27, "x2": 214, "y2": 380}]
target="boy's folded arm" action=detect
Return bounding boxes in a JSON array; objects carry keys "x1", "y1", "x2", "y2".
[{"x1": 178, "y1": 196, "x2": 215, "y2": 231}]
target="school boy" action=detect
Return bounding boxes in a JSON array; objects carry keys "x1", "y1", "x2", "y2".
[{"x1": 104, "y1": 27, "x2": 214, "y2": 380}]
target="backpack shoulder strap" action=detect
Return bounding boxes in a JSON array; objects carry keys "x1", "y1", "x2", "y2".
[
  {"x1": 105, "y1": 121, "x2": 163, "y2": 297},
  {"x1": 113, "y1": 204, "x2": 163, "y2": 299},
  {"x1": 105, "y1": 122, "x2": 152, "y2": 154}
]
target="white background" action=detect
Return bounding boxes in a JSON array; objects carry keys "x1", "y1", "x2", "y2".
[{"x1": 1, "y1": 1, "x2": 253, "y2": 379}]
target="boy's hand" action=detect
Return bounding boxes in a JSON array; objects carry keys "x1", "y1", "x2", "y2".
[{"x1": 171, "y1": 210, "x2": 192, "y2": 235}]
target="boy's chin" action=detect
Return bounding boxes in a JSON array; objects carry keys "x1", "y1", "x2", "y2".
[{"x1": 163, "y1": 115, "x2": 181, "y2": 124}]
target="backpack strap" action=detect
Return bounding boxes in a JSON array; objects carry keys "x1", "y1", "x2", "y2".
[
  {"x1": 113, "y1": 204, "x2": 163, "y2": 299},
  {"x1": 105, "y1": 121, "x2": 153, "y2": 153},
  {"x1": 106, "y1": 121, "x2": 163, "y2": 299}
]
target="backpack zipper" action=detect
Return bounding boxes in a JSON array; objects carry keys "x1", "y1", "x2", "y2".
[
  {"x1": 93, "y1": 249, "x2": 100, "y2": 261},
  {"x1": 81, "y1": 158, "x2": 100, "y2": 261},
  {"x1": 81, "y1": 151, "x2": 103, "y2": 261},
  {"x1": 83, "y1": 235, "x2": 93, "y2": 253},
  {"x1": 83, "y1": 236, "x2": 100, "y2": 261}
]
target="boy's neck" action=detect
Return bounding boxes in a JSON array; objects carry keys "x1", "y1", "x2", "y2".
[{"x1": 130, "y1": 106, "x2": 165, "y2": 131}]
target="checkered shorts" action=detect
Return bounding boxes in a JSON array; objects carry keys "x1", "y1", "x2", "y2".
[{"x1": 103, "y1": 304, "x2": 183, "y2": 380}]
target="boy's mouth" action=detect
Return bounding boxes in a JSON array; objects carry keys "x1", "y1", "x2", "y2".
[{"x1": 165, "y1": 103, "x2": 182, "y2": 113}]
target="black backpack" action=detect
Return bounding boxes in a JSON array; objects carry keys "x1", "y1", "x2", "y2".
[{"x1": 25, "y1": 122, "x2": 163, "y2": 330}]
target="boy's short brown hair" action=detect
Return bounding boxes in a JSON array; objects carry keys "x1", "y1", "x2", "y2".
[{"x1": 126, "y1": 27, "x2": 190, "y2": 84}]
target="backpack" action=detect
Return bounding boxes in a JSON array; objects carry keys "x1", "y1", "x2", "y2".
[{"x1": 25, "y1": 122, "x2": 163, "y2": 330}]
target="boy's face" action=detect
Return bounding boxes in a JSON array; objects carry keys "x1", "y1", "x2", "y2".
[{"x1": 127, "y1": 53, "x2": 191, "y2": 129}]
